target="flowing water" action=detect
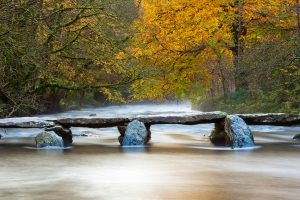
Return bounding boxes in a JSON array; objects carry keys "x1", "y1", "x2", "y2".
[{"x1": 0, "y1": 102, "x2": 300, "y2": 200}]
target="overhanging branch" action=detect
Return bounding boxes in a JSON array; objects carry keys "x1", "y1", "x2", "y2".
[{"x1": 32, "y1": 71, "x2": 140, "y2": 92}]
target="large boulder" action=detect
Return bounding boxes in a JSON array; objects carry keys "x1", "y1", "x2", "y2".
[
  {"x1": 35, "y1": 131, "x2": 64, "y2": 148},
  {"x1": 119, "y1": 120, "x2": 149, "y2": 146},
  {"x1": 225, "y1": 115, "x2": 254, "y2": 148}
]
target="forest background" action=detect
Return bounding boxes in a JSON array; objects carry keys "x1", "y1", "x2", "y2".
[{"x1": 0, "y1": 0, "x2": 299, "y2": 117}]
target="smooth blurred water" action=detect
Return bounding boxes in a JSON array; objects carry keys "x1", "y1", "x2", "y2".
[{"x1": 0, "y1": 102, "x2": 300, "y2": 200}]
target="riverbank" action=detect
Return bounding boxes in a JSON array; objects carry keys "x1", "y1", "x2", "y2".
[{"x1": 194, "y1": 90, "x2": 300, "y2": 114}]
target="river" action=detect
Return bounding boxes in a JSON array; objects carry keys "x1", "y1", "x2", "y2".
[{"x1": 0, "y1": 102, "x2": 300, "y2": 200}]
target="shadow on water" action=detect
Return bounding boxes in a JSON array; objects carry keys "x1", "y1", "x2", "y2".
[
  {"x1": 119, "y1": 145, "x2": 152, "y2": 153},
  {"x1": 189, "y1": 145, "x2": 262, "y2": 151}
]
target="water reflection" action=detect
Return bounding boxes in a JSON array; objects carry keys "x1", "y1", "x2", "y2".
[
  {"x1": 120, "y1": 146, "x2": 150, "y2": 153},
  {"x1": 190, "y1": 145, "x2": 262, "y2": 151},
  {"x1": 24, "y1": 146, "x2": 73, "y2": 151}
]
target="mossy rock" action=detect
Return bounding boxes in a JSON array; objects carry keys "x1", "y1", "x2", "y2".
[{"x1": 209, "y1": 129, "x2": 230, "y2": 146}]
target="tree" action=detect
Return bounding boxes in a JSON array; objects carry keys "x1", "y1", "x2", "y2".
[
  {"x1": 0, "y1": 0, "x2": 138, "y2": 117},
  {"x1": 129, "y1": 0, "x2": 299, "y2": 112},
  {"x1": 129, "y1": 0, "x2": 230, "y2": 100}
]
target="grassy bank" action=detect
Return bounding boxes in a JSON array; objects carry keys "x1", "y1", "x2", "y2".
[{"x1": 194, "y1": 90, "x2": 300, "y2": 114}]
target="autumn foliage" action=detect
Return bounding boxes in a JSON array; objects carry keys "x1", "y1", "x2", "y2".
[
  {"x1": 129, "y1": 0, "x2": 299, "y2": 112},
  {"x1": 0, "y1": 0, "x2": 299, "y2": 117}
]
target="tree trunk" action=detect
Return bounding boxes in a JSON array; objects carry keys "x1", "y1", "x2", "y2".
[
  {"x1": 296, "y1": 0, "x2": 300, "y2": 46},
  {"x1": 231, "y1": 0, "x2": 246, "y2": 91}
]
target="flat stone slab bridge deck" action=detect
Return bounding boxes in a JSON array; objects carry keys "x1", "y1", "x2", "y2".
[
  {"x1": 0, "y1": 112, "x2": 299, "y2": 128},
  {"x1": 0, "y1": 112, "x2": 299, "y2": 145}
]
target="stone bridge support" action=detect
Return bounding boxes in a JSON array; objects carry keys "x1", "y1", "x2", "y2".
[
  {"x1": 210, "y1": 115, "x2": 255, "y2": 148},
  {"x1": 210, "y1": 119, "x2": 230, "y2": 145},
  {"x1": 118, "y1": 122, "x2": 151, "y2": 145},
  {"x1": 45, "y1": 125, "x2": 73, "y2": 146}
]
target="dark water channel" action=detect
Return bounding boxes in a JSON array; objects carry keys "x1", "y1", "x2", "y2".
[{"x1": 0, "y1": 103, "x2": 300, "y2": 200}]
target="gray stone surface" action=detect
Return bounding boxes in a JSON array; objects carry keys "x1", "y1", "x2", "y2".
[
  {"x1": 225, "y1": 115, "x2": 254, "y2": 148},
  {"x1": 120, "y1": 120, "x2": 148, "y2": 146},
  {"x1": 238, "y1": 113, "x2": 300, "y2": 126},
  {"x1": 35, "y1": 131, "x2": 64, "y2": 148},
  {"x1": 0, "y1": 117, "x2": 54, "y2": 128},
  {"x1": 56, "y1": 111, "x2": 228, "y2": 128}
]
